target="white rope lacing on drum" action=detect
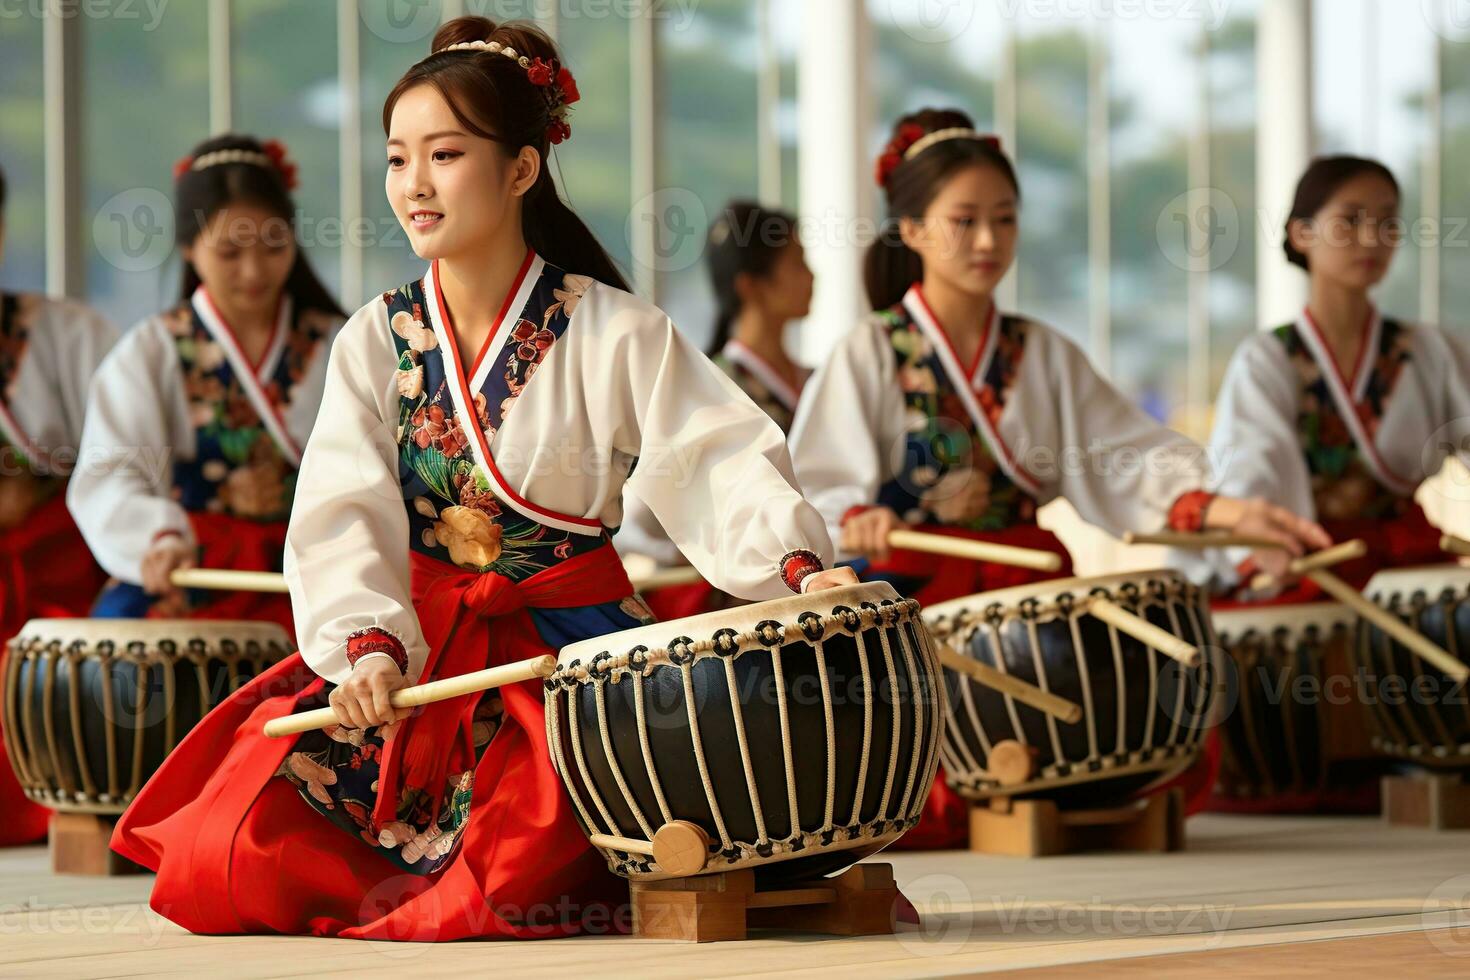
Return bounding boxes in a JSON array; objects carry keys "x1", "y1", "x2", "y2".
[
  {"x1": 843, "y1": 627, "x2": 875, "y2": 829},
  {"x1": 1026, "y1": 618, "x2": 1066, "y2": 768},
  {"x1": 1066, "y1": 612, "x2": 1100, "y2": 767},
  {"x1": 1177, "y1": 591, "x2": 1215, "y2": 747},
  {"x1": 988, "y1": 619, "x2": 1027, "y2": 753},
  {"x1": 630, "y1": 670, "x2": 676, "y2": 826},
  {"x1": 1159, "y1": 598, "x2": 1187, "y2": 749},
  {"x1": 813, "y1": 632, "x2": 838, "y2": 834},
  {"x1": 593, "y1": 679, "x2": 655, "y2": 839},
  {"x1": 1106, "y1": 608, "x2": 1127, "y2": 757},
  {"x1": 769, "y1": 644, "x2": 805, "y2": 843},
  {"x1": 907, "y1": 620, "x2": 944, "y2": 815},
  {"x1": 680, "y1": 659, "x2": 735, "y2": 853},
  {"x1": 565, "y1": 681, "x2": 624, "y2": 839},
  {"x1": 872, "y1": 614, "x2": 902, "y2": 824},
  {"x1": 721, "y1": 654, "x2": 770, "y2": 847},
  {"x1": 889, "y1": 611, "x2": 926, "y2": 820}
]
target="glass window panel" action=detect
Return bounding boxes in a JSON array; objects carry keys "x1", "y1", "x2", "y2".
[
  {"x1": 1107, "y1": 17, "x2": 1196, "y2": 424},
  {"x1": 82, "y1": 2, "x2": 210, "y2": 329},
  {"x1": 233, "y1": 0, "x2": 342, "y2": 305},
  {"x1": 656, "y1": 0, "x2": 758, "y2": 352},
  {"x1": 0, "y1": 8, "x2": 46, "y2": 293}
]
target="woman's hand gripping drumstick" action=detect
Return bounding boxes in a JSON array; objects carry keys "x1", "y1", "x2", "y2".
[
  {"x1": 264, "y1": 654, "x2": 559, "y2": 738},
  {"x1": 842, "y1": 507, "x2": 1062, "y2": 572},
  {"x1": 1148, "y1": 533, "x2": 1469, "y2": 683}
]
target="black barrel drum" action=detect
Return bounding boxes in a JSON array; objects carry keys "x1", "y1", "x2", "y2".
[
  {"x1": 1213, "y1": 603, "x2": 1379, "y2": 804},
  {"x1": 925, "y1": 570, "x2": 1217, "y2": 807},
  {"x1": 1354, "y1": 566, "x2": 1470, "y2": 766},
  {"x1": 546, "y1": 582, "x2": 943, "y2": 883},
  {"x1": 3, "y1": 618, "x2": 294, "y2": 813}
]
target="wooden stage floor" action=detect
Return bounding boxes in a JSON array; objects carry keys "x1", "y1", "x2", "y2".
[{"x1": 2, "y1": 814, "x2": 1467, "y2": 978}]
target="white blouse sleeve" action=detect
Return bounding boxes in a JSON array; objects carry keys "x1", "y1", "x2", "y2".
[
  {"x1": 1206, "y1": 333, "x2": 1313, "y2": 512},
  {"x1": 613, "y1": 487, "x2": 687, "y2": 567},
  {"x1": 788, "y1": 318, "x2": 908, "y2": 553},
  {"x1": 67, "y1": 320, "x2": 193, "y2": 583},
  {"x1": 1019, "y1": 325, "x2": 1209, "y2": 535},
  {"x1": 583, "y1": 284, "x2": 834, "y2": 600},
  {"x1": 283, "y1": 303, "x2": 428, "y2": 684}
]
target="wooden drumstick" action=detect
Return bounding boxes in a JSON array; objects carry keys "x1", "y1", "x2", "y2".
[
  {"x1": 887, "y1": 529, "x2": 1063, "y2": 572},
  {"x1": 1086, "y1": 597, "x2": 1201, "y2": 667},
  {"x1": 1441, "y1": 534, "x2": 1470, "y2": 559},
  {"x1": 587, "y1": 820, "x2": 712, "y2": 877},
  {"x1": 263, "y1": 654, "x2": 559, "y2": 738},
  {"x1": 937, "y1": 643, "x2": 1083, "y2": 723},
  {"x1": 1304, "y1": 570, "x2": 1468, "y2": 683},
  {"x1": 1248, "y1": 539, "x2": 1368, "y2": 593},
  {"x1": 171, "y1": 568, "x2": 290, "y2": 593},
  {"x1": 1122, "y1": 530, "x2": 1286, "y2": 550}
]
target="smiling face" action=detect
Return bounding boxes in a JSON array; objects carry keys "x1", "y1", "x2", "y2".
[
  {"x1": 385, "y1": 83, "x2": 539, "y2": 262},
  {"x1": 181, "y1": 202, "x2": 296, "y2": 321},
  {"x1": 1289, "y1": 171, "x2": 1401, "y2": 292},
  {"x1": 899, "y1": 162, "x2": 1018, "y2": 300}
]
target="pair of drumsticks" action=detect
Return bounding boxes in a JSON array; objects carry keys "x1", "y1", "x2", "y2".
[{"x1": 1126, "y1": 530, "x2": 1470, "y2": 684}]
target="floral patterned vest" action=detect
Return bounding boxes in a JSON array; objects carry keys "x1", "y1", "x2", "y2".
[
  {"x1": 0, "y1": 293, "x2": 46, "y2": 480},
  {"x1": 874, "y1": 302, "x2": 1039, "y2": 531},
  {"x1": 1271, "y1": 318, "x2": 1413, "y2": 522},
  {"x1": 385, "y1": 260, "x2": 609, "y2": 581},
  {"x1": 167, "y1": 300, "x2": 330, "y2": 521}
]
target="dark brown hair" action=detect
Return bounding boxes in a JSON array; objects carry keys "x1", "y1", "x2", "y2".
[
  {"x1": 384, "y1": 16, "x2": 628, "y2": 292},
  {"x1": 705, "y1": 200, "x2": 798, "y2": 356},
  {"x1": 864, "y1": 108, "x2": 1020, "y2": 311},
  {"x1": 174, "y1": 133, "x2": 345, "y2": 317},
  {"x1": 1283, "y1": 155, "x2": 1400, "y2": 271}
]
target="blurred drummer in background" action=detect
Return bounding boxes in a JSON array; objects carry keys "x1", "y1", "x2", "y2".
[{"x1": 0, "y1": 161, "x2": 118, "y2": 845}]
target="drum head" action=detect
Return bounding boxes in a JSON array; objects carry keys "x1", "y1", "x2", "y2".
[
  {"x1": 1213, "y1": 603, "x2": 1355, "y2": 643},
  {"x1": 558, "y1": 581, "x2": 900, "y2": 667},
  {"x1": 924, "y1": 568, "x2": 1191, "y2": 629},
  {"x1": 10, "y1": 618, "x2": 293, "y2": 650},
  {"x1": 1363, "y1": 565, "x2": 1470, "y2": 604}
]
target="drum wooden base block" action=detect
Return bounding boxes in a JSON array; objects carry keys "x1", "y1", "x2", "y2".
[
  {"x1": 627, "y1": 864, "x2": 899, "y2": 942},
  {"x1": 1382, "y1": 771, "x2": 1470, "y2": 830},
  {"x1": 969, "y1": 788, "x2": 1186, "y2": 857},
  {"x1": 49, "y1": 813, "x2": 145, "y2": 877}
]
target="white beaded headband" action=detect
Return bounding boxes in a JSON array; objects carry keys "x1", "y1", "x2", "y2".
[
  {"x1": 190, "y1": 149, "x2": 272, "y2": 172},
  {"x1": 440, "y1": 38, "x2": 533, "y2": 68},
  {"x1": 429, "y1": 39, "x2": 581, "y2": 145},
  {"x1": 903, "y1": 128, "x2": 1001, "y2": 161}
]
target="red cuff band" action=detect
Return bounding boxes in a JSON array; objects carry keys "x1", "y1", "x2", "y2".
[
  {"x1": 346, "y1": 628, "x2": 408, "y2": 675},
  {"x1": 151, "y1": 529, "x2": 184, "y2": 545},
  {"x1": 779, "y1": 549, "x2": 824, "y2": 594},
  {"x1": 840, "y1": 505, "x2": 874, "y2": 527},
  {"x1": 1168, "y1": 491, "x2": 1215, "y2": 533}
]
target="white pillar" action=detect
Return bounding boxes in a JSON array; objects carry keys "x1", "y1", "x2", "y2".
[
  {"x1": 1256, "y1": 0, "x2": 1313, "y2": 330},
  {"x1": 796, "y1": 0, "x2": 871, "y2": 363}
]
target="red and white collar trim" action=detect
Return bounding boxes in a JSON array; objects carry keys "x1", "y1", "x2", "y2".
[
  {"x1": 423, "y1": 252, "x2": 603, "y2": 537},
  {"x1": 721, "y1": 339, "x2": 805, "y2": 412},
  {"x1": 901, "y1": 284, "x2": 1038, "y2": 496},
  {"x1": 190, "y1": 287, "x2": 301, "y2": 467},
  {"x1": 1294, "y1": 305, "x2": 1414, "y2": 494}
]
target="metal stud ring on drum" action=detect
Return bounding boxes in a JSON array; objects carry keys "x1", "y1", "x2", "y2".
[
  {"x1": 712, "y1": 628, "x2": 740, "y2": 657},
  {"x1": 667, "y1": 637, "x2": 696, "y2": 667},
  {"x1": 754, "y1": 620, "x2": 784, "y2": 648},
  {"x1": 588, "y1": 652, "x2": 614, "y2": 682},
  {"x1": 797, "y1": 612, "x2": 825, "y2": 644},
  {"x1": 832, "y1": 605, "x2": 862, "y2": 636},
  {"x1": 627, "y1": 645, "x2": 651, "y2": 677}
]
